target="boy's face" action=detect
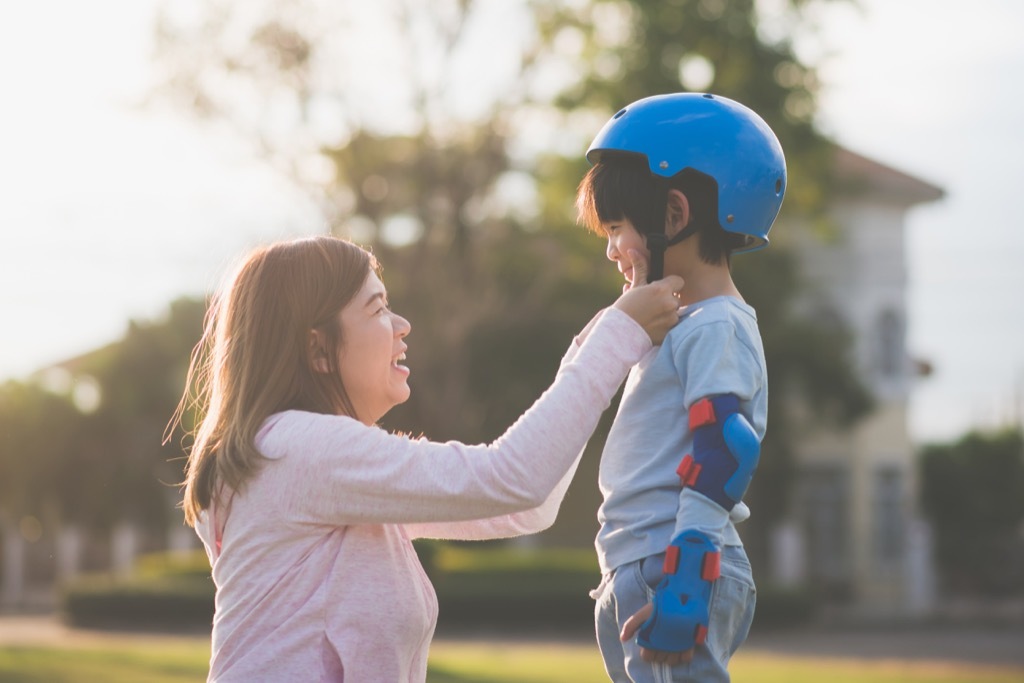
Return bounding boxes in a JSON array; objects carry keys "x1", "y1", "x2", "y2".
[{"x1": 602, "y1": 218, "x2": 650, "y2": 287}]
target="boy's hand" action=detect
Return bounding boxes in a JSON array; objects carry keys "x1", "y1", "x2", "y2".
[
  {"x1": 612, "y1": 250, "x2": 684, "y2": 345},
  {"x1": 620, "y1": 602, "x2": 695, "y2": 666}
]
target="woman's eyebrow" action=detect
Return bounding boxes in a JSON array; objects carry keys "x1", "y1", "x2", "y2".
[{"x1": 364, "y1": 291, "x2": 387, "y2": 307}]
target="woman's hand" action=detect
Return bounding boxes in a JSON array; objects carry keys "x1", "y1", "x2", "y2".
[{"x1": 612, "y1": 250, "x2": 684, "y2": 345}]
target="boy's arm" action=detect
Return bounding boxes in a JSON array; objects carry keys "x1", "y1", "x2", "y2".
[
  {"x1": 633, "y1": 322, "x2": 764, "y2": 656},
  {"x1": 634, "y1": 393, "x2": 761, "y2": 654}
]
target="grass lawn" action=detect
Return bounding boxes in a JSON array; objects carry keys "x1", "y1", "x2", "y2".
[
  {"x1": 0, "y1": 642, "x2": 210, "y2": 683},
  {"x1": 1, "y1": 638, "x2": 1022, "y2": 683},
  {"x1": 426, "y1": 641, "x2": 1024, "y2": 683}
]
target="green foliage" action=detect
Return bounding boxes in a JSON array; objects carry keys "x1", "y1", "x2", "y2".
[
  {"x1": 529, "y1": 0, "x2": 871, "y2": 566},
  {"x1": 0, "y1": 298, "x2": 206, "y2": 533},
  {"x1": 415, "y1": 543, "x2": 601, "y2": 632},
  {"x1": 151, "y1": 0, "x2": 869, "y2": 465},
  {"x1": 0, "y1": 0, "x2": 873, "y2": 589},
  {"x1": 134, "y1": 549, "x2": 213, "y2": 581},
  {"x1": 0, "y1": 381, "x2": 83, "y2": 520},
  {"x1": 532, "y1": 0, "x2": 842, "y2": 219},
  {"x1": 919, "y1": 430, "x2": 1024, "y2": 596},
  {"x1": 417, "y1": 542, "x2": 816, "y2": 633},
  {"x1": 61, "y1": 575, "x2": 215, "y2": 630},
  {"x1": 59, "y1": 550, "x2": 214, "y2": 629}
]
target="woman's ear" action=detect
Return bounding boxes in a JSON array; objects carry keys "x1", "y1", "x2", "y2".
[
  {"x1": 664, "y1": 189, "x2": 691, "y2": 240},
  {"x1": 308, "y1": 329, "x2": 331, "y2": 374}
]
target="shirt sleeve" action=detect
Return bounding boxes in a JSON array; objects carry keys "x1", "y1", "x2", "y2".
[
  {"x1": 670, "y1": 320, "x2": 763, "y2": 547},
  {"x1": 404, "y1": 446, "x2": 584, "y2": 541},
  {"x1": 259, "y1": 307, "x2": 651, "y2": 528},
  {"x1": 410, "y1": 310, "x2": 612, "y2": 542},
  {"x1": 557, "y1": 309, "x2": 607, "y2": 370}
]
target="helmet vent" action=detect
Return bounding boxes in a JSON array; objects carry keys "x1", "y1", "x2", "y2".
[
  {"x1": 775, "y1": 178, "x2": 783, "y2": 194},
  {"x1": 613, "y1": 108, "x2": 627, "y2": 119},
  {"x1": 702, "y1": 94, "x2": 714, "y2": 99}
]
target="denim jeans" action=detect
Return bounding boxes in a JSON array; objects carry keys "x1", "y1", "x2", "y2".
[{"x1": 592, "y1": 546, "x2": 756, "y2": 683}]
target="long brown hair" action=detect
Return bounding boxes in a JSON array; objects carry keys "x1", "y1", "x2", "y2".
[{"x1": 169, "y1": 236, "x2": 377, "y2": 526}]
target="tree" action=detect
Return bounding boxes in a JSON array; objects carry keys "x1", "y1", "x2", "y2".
[
  {"x1": 920, "y1": 430, "x2": 1024, "y2": 596},
  {"x1": 13, "y1": 298, "x2": 209, "y2": 534},
  {"x1": 149, "y1": 0, "x2": 871, "y2": 562},
  {"x1": 0, "y1": 381, "x2": 83, "y2": 532},
  {"x1": 154, "y1": 0, "x2": 582, "y2": 441},
  {"x1": 529, "y1": 0, "x2": 870, "y2": 563}
]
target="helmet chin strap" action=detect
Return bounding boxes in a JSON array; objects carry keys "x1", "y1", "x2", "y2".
[
  {"x1": 644, "y1": 222, "x2": 698, "y2": 282},
  {"x1": 642, "y1": 180, "x2": 699, "y2": 282}
]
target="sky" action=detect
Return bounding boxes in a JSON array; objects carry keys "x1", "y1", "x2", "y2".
[{"x1": 1, "y1": 0, "x2": 1022, "y2": 443}]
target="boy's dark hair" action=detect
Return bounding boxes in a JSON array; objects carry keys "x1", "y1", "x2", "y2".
[{"x1": 576, "y1": 154, "x2": 744, "y2": 266}]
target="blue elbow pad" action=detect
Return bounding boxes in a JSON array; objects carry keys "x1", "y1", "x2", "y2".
[
  {"x1": 637, "y1": 530, "x2": 720, "y2": 652},
  {"x1": 676, "y1": 394, "x2": 760, "y2": 511}
]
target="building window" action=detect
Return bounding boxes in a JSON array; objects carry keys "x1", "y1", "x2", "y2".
[
  {"x1": 876, "y1": 309, "x2": 904, "y2": 378},
  {"x1": 797, "y1": 465, "x2": 850, "y2": 589},
  {"x1": 874, "y1": 466, "x2": 905, "y2": 571}
]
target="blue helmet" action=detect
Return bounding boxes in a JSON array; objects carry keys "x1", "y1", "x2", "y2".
[{"x1": 586, "y1": 93, "x2": 786, "y2": 253}]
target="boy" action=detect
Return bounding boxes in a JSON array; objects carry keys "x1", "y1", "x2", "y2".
[{"x1": 576, "y1": 93, "x2": 786, "y2": 682}]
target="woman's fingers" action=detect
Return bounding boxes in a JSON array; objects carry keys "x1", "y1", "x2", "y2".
[
  {"x1": 627, "y1": 249, "x2": 649, "y2": 289},
  {"x1": 611, "y1": 268, "x2": 685, "y2": 344}
]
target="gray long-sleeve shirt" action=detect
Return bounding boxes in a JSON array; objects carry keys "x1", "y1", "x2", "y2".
[{"x1": 595, "y1": 296, "x2": 768, "y2": 575}]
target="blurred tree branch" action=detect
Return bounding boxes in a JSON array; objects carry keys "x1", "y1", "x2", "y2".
[{"x1": 147, "y1": 0, "x2": 871, "y2": 546}]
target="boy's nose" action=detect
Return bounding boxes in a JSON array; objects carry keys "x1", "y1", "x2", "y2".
[{"x1": 606, "y1": 238, "x2": 619, "y2": 262}]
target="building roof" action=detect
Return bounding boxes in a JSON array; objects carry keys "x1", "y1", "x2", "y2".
[{"x1": 834, "y1": 146, "x2": 945, "y2": 206}]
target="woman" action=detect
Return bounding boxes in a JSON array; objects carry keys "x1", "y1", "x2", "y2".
[{"x1": 172, "y1": 235, "x2": 683, "y2": 681}]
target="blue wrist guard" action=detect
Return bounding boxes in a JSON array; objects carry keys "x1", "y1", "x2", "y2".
[
  {"x1": 637, "y1": 530, "x2": 721, "y2": 652},
  {"x1": 676, "y1": 394, "x2": 760, "y2": 511}
]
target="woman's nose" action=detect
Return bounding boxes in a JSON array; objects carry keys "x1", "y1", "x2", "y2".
[{"x1": 394, "y1": 313, "x2": 411, "y2": 337}]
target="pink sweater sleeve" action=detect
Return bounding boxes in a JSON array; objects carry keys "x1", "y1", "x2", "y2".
[
  {"x1": 404, "y1": 308, "x2": 611, "y2": 541},
  {"x1": 257, "y1": 308, "x2": 649, "y2": 528}
]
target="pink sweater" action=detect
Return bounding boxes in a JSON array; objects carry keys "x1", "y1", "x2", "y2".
[{"x1": 194, "y1": 308, "x2": 649, "y2": 682}]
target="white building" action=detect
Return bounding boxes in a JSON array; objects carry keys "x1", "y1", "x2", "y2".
[{"x1": 782, "y1": 147, "x2": 945, "y2": 617}]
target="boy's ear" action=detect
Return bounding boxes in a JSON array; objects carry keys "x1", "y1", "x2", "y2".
[
  {"x1": 308, "y1": 329, "x2": 331, "y2": 373},
  {"x1": 664, "y1": 189, "x2": 691, "y2": 240}
]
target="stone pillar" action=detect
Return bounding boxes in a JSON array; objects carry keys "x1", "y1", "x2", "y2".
[
  {"x1": 905, "y1": 517, "x2": 935, "y2": 617},
  {"x1": 771, "y1": 521, "x2": 805, "y2": 588},
  {"x1": 1, "y1": 518, "x2": 25, "y2": 608},
  {"x1": 111, "y1": 522, "x2": 138, "y2": 578},
  {"x1": 56, "y1": 526, "x2": 83, "y2": 583},
  {"x1": 168, "y1": 523, "x2": 197, "y2": 556}
]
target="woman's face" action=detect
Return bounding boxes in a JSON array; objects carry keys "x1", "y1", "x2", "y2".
[{"x1": 336, "y1": 271, "x2": 411, "y2": 425}]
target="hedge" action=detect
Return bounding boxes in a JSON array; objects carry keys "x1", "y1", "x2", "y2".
[{"x1": 59, "y1": 544, "x2": 815, "y2": 632}]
